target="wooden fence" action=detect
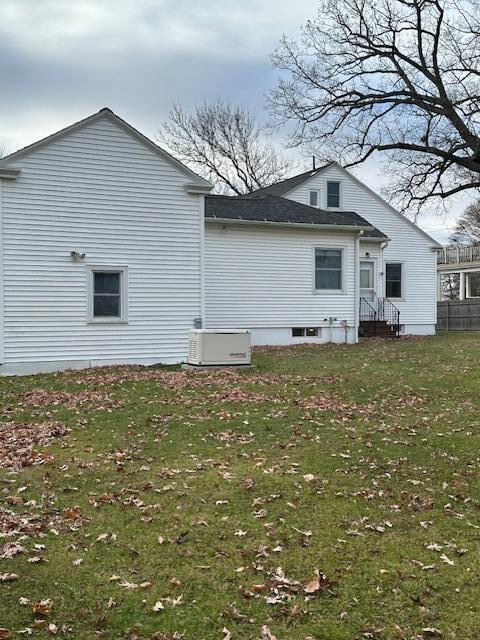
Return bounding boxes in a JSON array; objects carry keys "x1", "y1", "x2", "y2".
[{"x1": 437, "y1": 300, "x2": 480, "y2": 330}]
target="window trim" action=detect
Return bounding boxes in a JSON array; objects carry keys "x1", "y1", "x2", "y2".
[
  {"x1": 466, "y1": 272, "x2": 480, "y2": 298},
  {"x1": 86, "y1": 265, "x2": 129, "y2": 324},
  {"x1": 309, "y1": 189, "x2": 320, "y2": 208},
  {"x1": 326, "y1": 181, "x2": 341, "y2": 209},
  {"x1": 292, "y1": 327, "x2": 321, "y2": 338},
  {"x1": 313, "y1": 246, "x2": 346, "y2": 294},
  {"x1": 384, "y1": 261, "x2": 404, "y2": 301}
]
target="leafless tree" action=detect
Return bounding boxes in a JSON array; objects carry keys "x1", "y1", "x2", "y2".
[
  {"x1": 440, "y1": 272, "x2": 460, "y2": 299},
  {"x1": 270, "y1": 0, "x2": 480, "y2": 216},
  {"x1": 450, "y1": 199, "x2": 480, "y2": 243},
  {"x1": 158, "y1": 101, "x2": 290, "y2": 195}
]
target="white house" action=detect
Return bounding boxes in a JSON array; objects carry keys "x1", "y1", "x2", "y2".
[
  {"x1": 0, "y1": 108, "x2": 441, "y2": 374},
  {"x1": 205, "y1": 164, "x2": 441, "y2": 345}
]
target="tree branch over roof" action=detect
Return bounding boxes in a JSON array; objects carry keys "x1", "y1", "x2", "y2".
[
  {"x1": 158, "y1": 101, "x2": 291, "y2": 195},
  {"x1": 269, "y1": 0, "x2": 480, "y2": 215}
]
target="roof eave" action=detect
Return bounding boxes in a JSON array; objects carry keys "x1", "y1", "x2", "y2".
[
  {"x1": 0, "y1": 108, "x2": 212, "y2": 190},
  {"x1": 205, "y1": 217, "x2": 379, "y2": 234},
  {"x1": 361, "y1": 235, "x2": 391, "y2": 243},
  {"x1": 185, "y1": 183, "x2": 213, "y2": 194},
  {"x1": 0, "y1": 167, "x2": 21, "y2": 180}
]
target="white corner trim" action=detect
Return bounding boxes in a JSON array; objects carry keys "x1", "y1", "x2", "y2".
[{"x1": 0, "y1": 180, "x2": 4, "y2": 363}]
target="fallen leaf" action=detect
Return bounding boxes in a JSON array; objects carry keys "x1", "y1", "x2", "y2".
[
  {"x1": 260, "y1": 626, "x2": 277, "y2": 640},
  {"x1": 32, "y1": 600, "x2": 52, "y2": 615}
]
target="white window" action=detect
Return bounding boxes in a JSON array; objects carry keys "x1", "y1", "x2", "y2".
[
  {"x1": 467, "y1": 273, "x2": 480, "y2": 297},
  {"x1": 87, "y1": 266, "x2": 128, "y2": 323},
  {"x1": 309, "y1": 190, "x2": 319, "y2": 207},
  {"x1": 327, "y1": 181, "x2": 340, "y2": 208},
  {"x1": 315, "y1": 248, "x2": 344, "y2": 291}
]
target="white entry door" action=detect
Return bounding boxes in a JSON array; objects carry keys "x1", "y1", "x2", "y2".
[{"x1": 360, "y1": 260, "x2": 375, "y2": 301}]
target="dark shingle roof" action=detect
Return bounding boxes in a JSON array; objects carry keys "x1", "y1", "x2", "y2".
[
  {"x1": 244, "y1": 164, "x2": 333, "y2": 198},
  {"x1": 205, "y1": 194, "x2": 387, "y2": 238}
]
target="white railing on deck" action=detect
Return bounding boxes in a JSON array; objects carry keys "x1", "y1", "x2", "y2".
[{"x1": 437, "y1": 243, "x2": 480, "y2": 264}]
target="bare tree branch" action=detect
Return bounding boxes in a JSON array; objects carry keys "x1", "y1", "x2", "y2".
[
  {"x1": 158, "y1": 100, "x2": 291, "y2": 195},
  {"x1": 450, "y1": 198, "x2": 480, "y2": 243},
  {"x1": 269, "y1": 0, "x2": 480, "y2": 215}
]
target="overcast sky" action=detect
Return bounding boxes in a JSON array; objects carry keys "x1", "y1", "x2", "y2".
[{"x1": 0, "y1": 0, "x2": 462, "y2": 243}]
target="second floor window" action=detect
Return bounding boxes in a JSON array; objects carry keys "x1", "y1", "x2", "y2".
[{"x1": 327, "y1": 181, "x2": 340, "y2": 208}]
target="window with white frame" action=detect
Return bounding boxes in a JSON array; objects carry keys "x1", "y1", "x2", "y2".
[
  {"x1": 467, "y1": 273, "x2": 480, "y2": 297},
  {"x1": 87, "y1": 266, "x2": 128, "y2": 323},
  {"x1": 315, "y1": 248, "x2": 343, "y2": 290},
  {"x1": 309, "y1": 190, "x2": 319, "y2": 207},
  {"x1": 385, "y1": 263, "x2": 402, "y2": 299},
  {"x1": 326, "y1": 181, "x2": 340, "y2": 208}
]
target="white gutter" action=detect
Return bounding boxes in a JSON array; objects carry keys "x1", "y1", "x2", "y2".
[{"x1": 206, "y1": 217, "x2": 379, "y2": 234}]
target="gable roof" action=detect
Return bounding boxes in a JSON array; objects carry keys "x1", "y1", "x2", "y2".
[
  {"x1": 246, "y1": 161, "x2": 441, "y2": 248},
  {"x1": 205, "y1": 194, "x2": 387, "y2": 238},
  {"x1": 244, "y1": 163, "x2": 333, "y2": 198},
  {"x1": 0, "y1": 108, "x2": 212, "y2": 189}
]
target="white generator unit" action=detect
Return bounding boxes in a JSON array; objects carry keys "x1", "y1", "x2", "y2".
[{"x1": 188, "y1": 329, "x2": 251, "y2": 366}]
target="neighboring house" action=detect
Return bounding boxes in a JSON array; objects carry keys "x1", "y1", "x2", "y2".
[
  {"x1": 437, "y1": 243, "x2": 480, "y2": 300},
  {"x1": 0, "y1": 108, "x2": 441, "y2": 375}
]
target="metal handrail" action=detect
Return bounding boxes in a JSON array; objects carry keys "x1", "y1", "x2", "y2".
[
  {"x1": 359, "y1": 296, "x2": 400, "y2": 337},
  {"x1": 379, "y1": 297, "x2": 400, "y2": 336},
  {"x1": 359, "y1": 297, "x2": 377, "y2": 321}
]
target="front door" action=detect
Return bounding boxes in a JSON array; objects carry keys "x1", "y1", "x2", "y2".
[{"x1": 360, "y1": 260, "x2": 375, "y2": 301}]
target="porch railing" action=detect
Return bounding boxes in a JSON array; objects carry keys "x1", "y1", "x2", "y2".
[
  {"x1": 359, "y1": 296, "x2": 400, "y2": 336},
  {"x1": 378, "y1": 297, "x2": 400, "y2": 335},
  {"x1": 437, "y1": 243, "x2": 480, "y2": 265}
]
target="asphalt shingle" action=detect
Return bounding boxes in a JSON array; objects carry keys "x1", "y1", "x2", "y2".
[{"x1": 205, "y1": 194, "x2": 387, "y2": 238}]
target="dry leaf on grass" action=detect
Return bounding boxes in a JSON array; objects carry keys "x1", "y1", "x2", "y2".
[{"x1": 260, "y1": 626, "x2": 277, "y2": 640}]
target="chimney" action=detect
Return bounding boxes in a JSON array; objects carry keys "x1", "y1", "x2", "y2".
[{"x1": 312, "y1": 156, "x2": 316, "y2": 170}]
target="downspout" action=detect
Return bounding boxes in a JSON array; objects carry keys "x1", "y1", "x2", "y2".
[
  {"x1": 354, "y1": 230, "x2": 364, "y2": 343},
  {"x1": 198, "y1": 194, "x2": 206, "y2": 328},
  {"x1": 380, "y1": 239, "x2": 390, "y2": 298}
]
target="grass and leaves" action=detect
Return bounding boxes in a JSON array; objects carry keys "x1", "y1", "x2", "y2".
[{"x1": 1, "y1": 332, "x2": 480, "y2": 639}]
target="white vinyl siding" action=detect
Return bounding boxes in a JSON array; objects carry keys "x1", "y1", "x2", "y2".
[
  {"x1": 0, "y1": 116, "x2": 201, "y2": 365},
  {"x1": 287, "y1": 165, "x2": 437, "y2": 326},
  {"x1": 205, "y1": 224, "x2": 356, "y2": 328}
]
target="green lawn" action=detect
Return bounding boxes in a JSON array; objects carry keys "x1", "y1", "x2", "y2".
[{"x1": 1, "y1": 332, "x2": 480, "y2": 640}]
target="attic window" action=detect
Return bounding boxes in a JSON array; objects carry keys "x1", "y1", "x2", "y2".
[
  {"x1": 327, "y1": 181, "x2": 340, "y2": 208},
  {"x1": 309, "y1": 190, "x2": 319, "y2": 207}
]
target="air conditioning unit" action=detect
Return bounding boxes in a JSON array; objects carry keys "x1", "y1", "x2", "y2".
[{"x1": 188, "y1": 329, "x2": 251, "y2": 366}]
